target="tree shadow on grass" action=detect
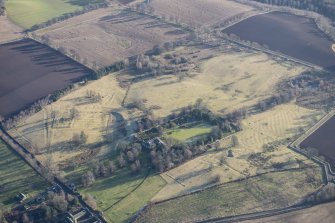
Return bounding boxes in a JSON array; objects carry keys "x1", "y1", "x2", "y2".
[
  {"x1": 99, "y1": 12, "x2": 140, "y2": 24},
  {"x1": 175, "y1": 166, "x2": 212, "y2": 182},
  {"x1": 5, "y1": 39, "x2": 90, "y2": 74},
  {"x1": 67, "y1": 0, "x2": 105, "y2": 7},
  {"x1": 86, "y1": 169, "x2": 144, "y2": 193},
  {"x1": 79, "y1": 168, "x2": 152, "y2": 212}
]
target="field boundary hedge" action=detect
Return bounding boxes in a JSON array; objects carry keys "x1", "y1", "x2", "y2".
[
  {"x1": 130, "y1": 166, "x2": 321, "y2": 222},
  {"x1": 27, "y1": 2, "x2": 109, "y2": 32}
]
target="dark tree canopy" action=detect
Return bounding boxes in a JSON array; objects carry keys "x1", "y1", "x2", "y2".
[{"x1": 0, "y1": 0, "x2": 5, "y2": 16}]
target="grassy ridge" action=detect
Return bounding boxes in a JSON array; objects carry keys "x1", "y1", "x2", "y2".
[
  {"x1": 6, "y1": 0, "x2": 82, "y2": 28},
  {"x1": 0, "y1": 140, "x2": 48, "y2": 209}
]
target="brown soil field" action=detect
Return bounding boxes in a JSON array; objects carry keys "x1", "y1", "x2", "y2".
[
  {"x1": 0, "y1": 16, "x2": 22, "y2": 43},
  {"x1": 242, "y1": 201, "x2": 335, "y2": 223},
  {"x1": 224, "y1": 12, "x2": 335, "y2": 71},
  {"x1": 36, "y1": 8, "x2": 187, "y2": 68},
  {"x1": 300, "y1": 115, "x2": 335, "y2": 170},
  {"x1": 0, "y1": 38, "x2": 91, "y2": 117},
  {"x1": 149, "y1": 0, "x2": 255, "y2": 27}
]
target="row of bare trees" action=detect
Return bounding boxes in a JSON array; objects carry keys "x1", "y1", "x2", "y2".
[
  {"x1": 81, "y1": 142, "x2": 143, "y2": 187},
  {"x1": 131, "y1": 2, "x2": 184, "y2": 27},
  {"x1": 278, "y1": 70, "x2": 335, "y2": 110},
  {"x1": 1, "y1": 113, "x2": 65, "y2": 183},
  {"x1": 2, "y1": 97, "x2": 50, "y2": 130},
  {"x1": 81, "y1": 154, "x2": 139, "y2": 187},
  {"x1": 28, "y1": 2, "x2": 109, "y2": 31},
  {"x1": 0, "y1": 0, "x2": 5, "y2": 16}
]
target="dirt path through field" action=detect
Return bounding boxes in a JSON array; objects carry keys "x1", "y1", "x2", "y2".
[{"x1": 0, "y1": 16, "x2": 22, "y2": 43}]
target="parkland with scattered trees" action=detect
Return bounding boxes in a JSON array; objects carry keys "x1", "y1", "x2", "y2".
[{"x1": 79, "y1": 100, "x2": 244, "y2": 187}]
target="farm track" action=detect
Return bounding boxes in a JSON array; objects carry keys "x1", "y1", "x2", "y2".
[
  {"x1": 196, "y1": 204, "x2": 311, "y2": 223},
  {"x1": 11, "y1": 127, "x2": 33, "y2": 148},
  {"x1": 103, "y1": 169, "x2": 151, "y2": 213},
  {"x1": 165, "y1": 173, "x2": 186, "y2": 187}
]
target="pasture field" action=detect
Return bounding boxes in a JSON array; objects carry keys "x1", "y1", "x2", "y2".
[
  {"x1": 148, "y1": 0, "x2": 255, "y2": 27},
  {"x1": 5, "y1": 0, "x2": 83, "y2": 29},
  {"x1": 126, "y1": 50, "x2": 305, "y2": 118},
  {"x1": 243, "y1": 201, "x2": 335, "y2": 223},
  {"x1": 153, "y1": 103, "x2": 325, "y2": 201},
  {"x1": 0, "y1": 38, "x2": 91, "y2": 117},
  {"x1": 36, "y1": 9, "x2": 187, "y2": 68},
  {"x1": 9, "y1": 74, "x2": 127, "y2": 168},
  {"x1": 0, "y1": 16, "x2": 22, "y2": 43},
  {"x1": 81, "y1": 170, "x2": 165, "y2": 223},
  {"x1": 136, "y1": 168, "x2": 323, "y2": 223},
  {"x1": 0, "y1": 140, "x2": 48, "y2": 209},
  {"x1": 164, "y1": 123, "x2": 212, "y2": 142}
]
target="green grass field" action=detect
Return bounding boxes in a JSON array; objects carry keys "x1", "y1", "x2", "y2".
[
  {"x1": 6, "y1": 0, "x2": 83, "y2": 28},
  {"x1": 0, "y1": 140, "x2": 48, "y2": 209},
  {"x1": 135, "y1": 167, "x2": 322, "y2": 223},
  {"x1": 80, "y1": 169, "x2": 166, "y2": 223},
  {"x1": 165, "y1": 123, "x2": 212, "y2": 142}
]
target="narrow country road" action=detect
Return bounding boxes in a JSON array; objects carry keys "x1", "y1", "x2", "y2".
[{"x1": 0, "y1": 126, "x2": 108, "y2": 223}]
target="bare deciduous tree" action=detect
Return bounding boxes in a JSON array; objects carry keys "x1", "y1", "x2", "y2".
[
  {"x1": 85, "y1": 194, "x2": 97, "y2": 210},
  {"x1": 118, "y1": 154, "x2": 126, "y2": 168},
  {"x1": 81, "y1": 171, "x2": 95, "y2": 187}
]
